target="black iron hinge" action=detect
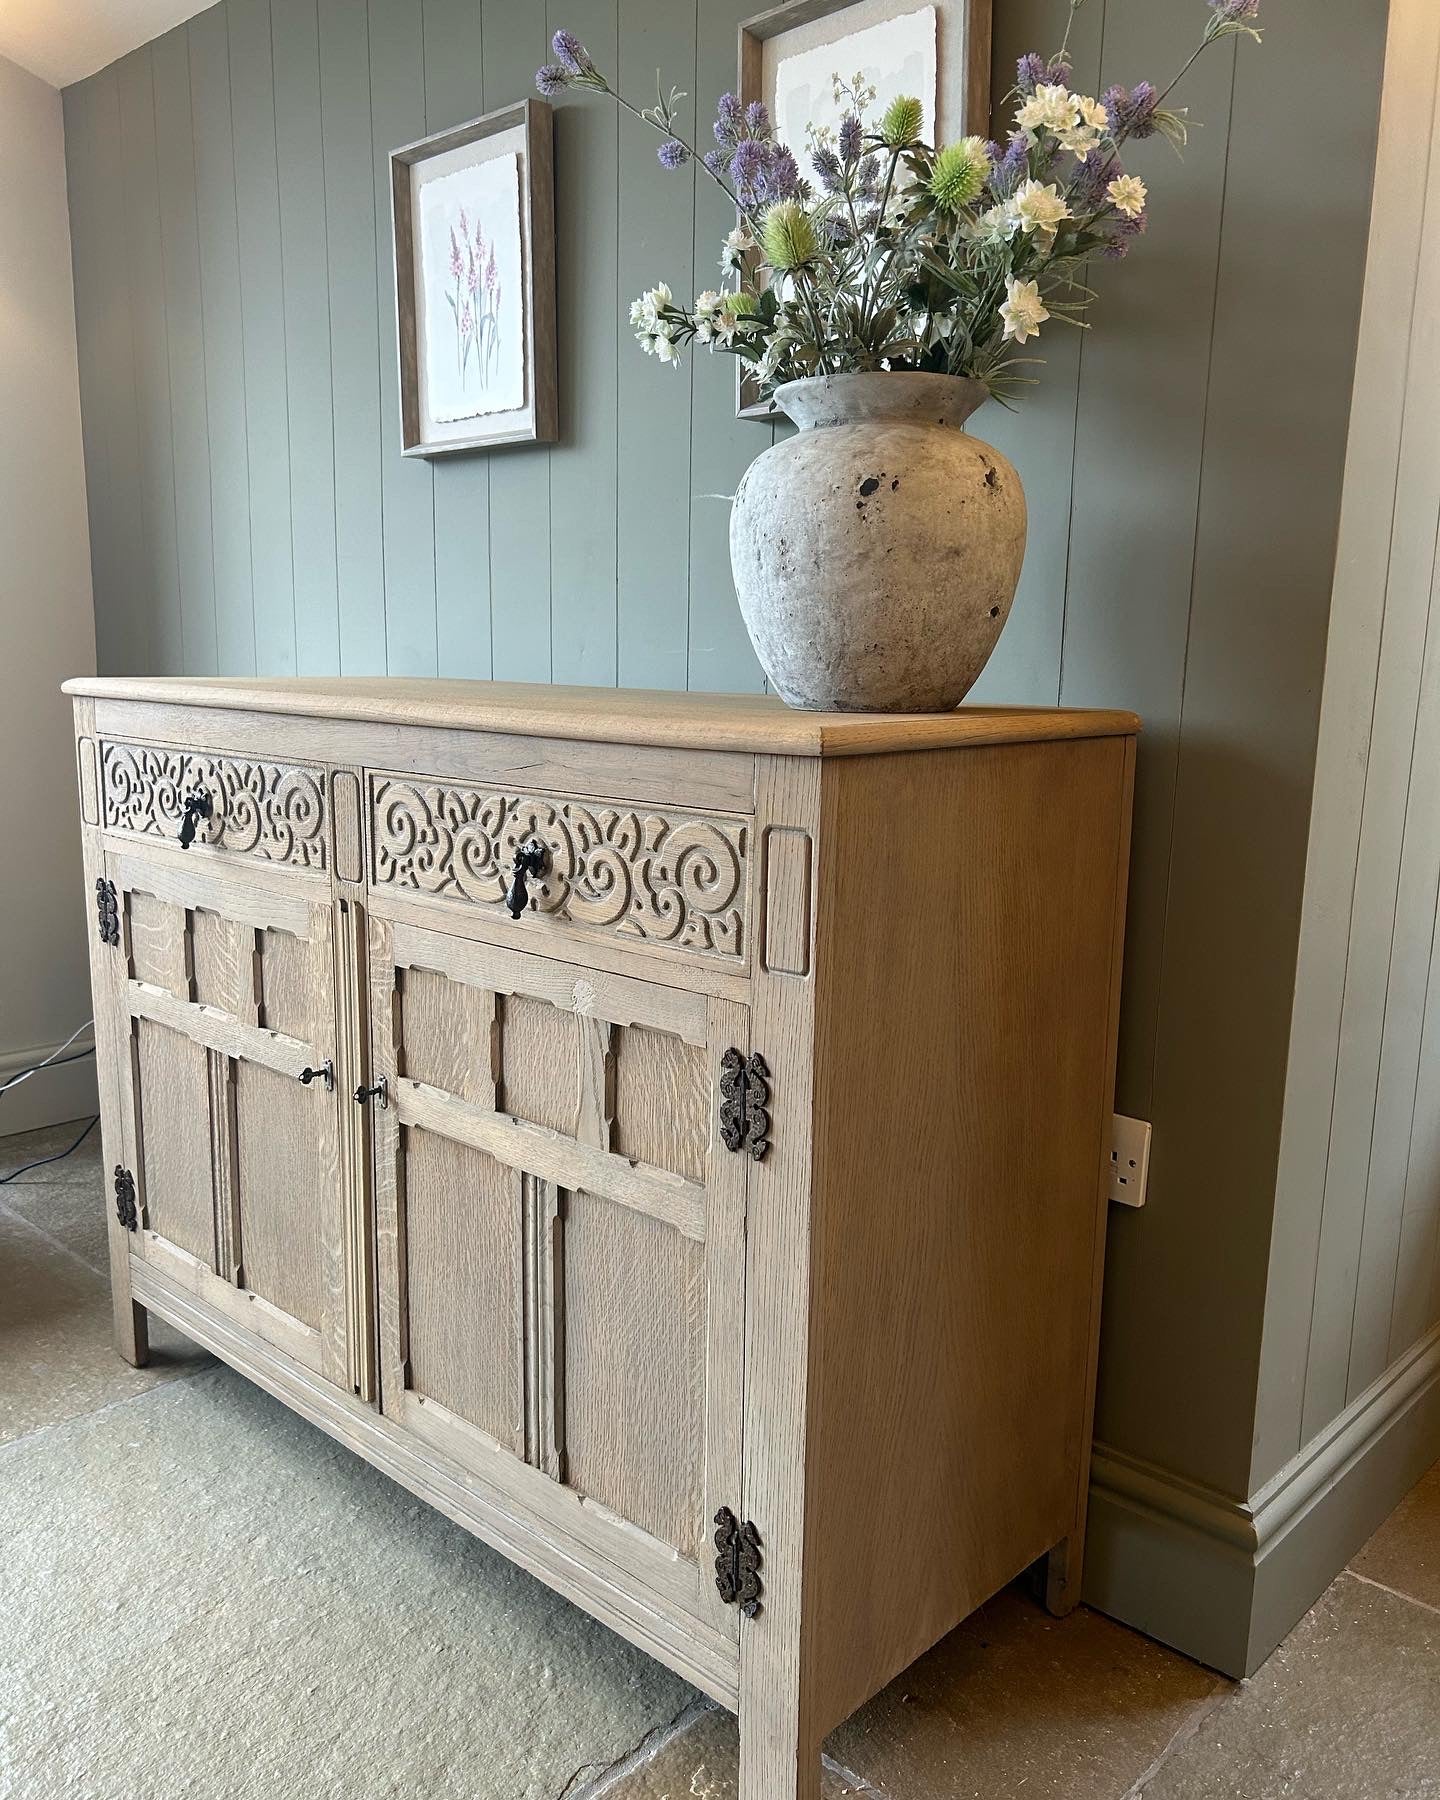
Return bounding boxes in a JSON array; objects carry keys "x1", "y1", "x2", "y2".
[
  {"x1": 719, "y1": 1049, "x2": 770, "y2": 1161},
  {"x1": 114, "y1": 1166, "x2": 138, "y2": 1232},
  {"x1": 95, "y1": 878, "x2": 120, "y2": 947},
  {"x1": 714, "y1": 1507, "x2": 763, "y2": 1618}
]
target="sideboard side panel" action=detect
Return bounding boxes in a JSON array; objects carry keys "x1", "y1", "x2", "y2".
[{"x1": 804, "y1": 736, "x2": 1135, "y2": 1729}]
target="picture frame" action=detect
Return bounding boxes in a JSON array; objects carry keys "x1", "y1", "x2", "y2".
[
  {"x1": 736, "y1": 0, "x2": 993, "y2": 420},
  {"x1": 390, "y1": 98, "x2": 558, "y2": 456}
]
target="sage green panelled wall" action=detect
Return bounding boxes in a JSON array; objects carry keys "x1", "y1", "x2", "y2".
[
  {"x1": 61, "y1": 0, "x2": 1388, "y2": 1504},
  {"x1": 1256, "y1": 0, "x2": 1440, "y2": 1493}
]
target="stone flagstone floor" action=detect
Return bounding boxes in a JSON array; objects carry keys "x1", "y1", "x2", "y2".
[{"x1": 3, "y1": 1116, "x2": 1438, "y2": 1799}]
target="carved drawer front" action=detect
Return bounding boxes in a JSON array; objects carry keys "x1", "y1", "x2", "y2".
[
  {"x1": 101, "y1": 739, "x2": 328, "y2": 872},
  {"x1": 368, "y1": 773, "x2": 749, "y2": 964},
  {"x1": 368, "y1": 920, "x2": 748, "y2": 1644}
]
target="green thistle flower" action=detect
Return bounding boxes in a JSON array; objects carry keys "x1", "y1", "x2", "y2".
[
  {"x1": 760, "y1": 200, "x2": 821, "y2": 273},
  {"x1": 879, "y1": 95, "x2": 923, "y2": 148},
  {"x1": 929, "y1": 136, "x2": 991, "y2": 212}
]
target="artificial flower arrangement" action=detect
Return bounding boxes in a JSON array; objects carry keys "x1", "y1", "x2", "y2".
[{"x1": 537, "y1": 0, "x2": 1263, "y2": 402}]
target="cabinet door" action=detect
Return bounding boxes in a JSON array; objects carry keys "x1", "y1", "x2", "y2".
[
  {"x1": 104, "y1": 853, "x2": 354, "y2": 1390},
  {"x1": 368, "y1": 918, "x2": 748, "y2": 1639}
]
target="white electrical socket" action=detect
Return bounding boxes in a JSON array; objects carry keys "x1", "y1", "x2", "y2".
[{"x1": 1109, "y1": 1114, "x2": 1151, "y2": 1208}]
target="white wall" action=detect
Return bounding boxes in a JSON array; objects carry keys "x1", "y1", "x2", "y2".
[{"x1": 0, "y1": 50, "x2": 97, "y2": 1136}]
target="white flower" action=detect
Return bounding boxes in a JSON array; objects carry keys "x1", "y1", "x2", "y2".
[
  {"x1": 1058, "y1": 98, "x2": 1109, "y2": 159},
  {"x1": 653, "y1": 334, "x2": 682, "y2": 366},
  {"x1": 720, "y1": 225, "x2": 756, "y2": 273},
  {"x1": 1000, "y1": 277, "x2": 1049, "y2": 345},
  {"x1": 1015, "y1": 82, "x2": 1078, "y2": 139},
  {"x1": 970, "y1": 199, "x2": 1021, "y2": 242},
  {"x1": 695, "y1": 289, "x2": 723, "y2": 316},
  {"x1": 630, "y1": 282, "x2": 673, "y2": 336},
  {"x1": 1107, "y1": 174, "x2": 1148, "y2": 218},
  {"x1": 1012, "y1": 178, "x2": 1071, "y2": 237}
]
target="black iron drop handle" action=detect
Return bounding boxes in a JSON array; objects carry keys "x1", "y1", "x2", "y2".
[
  {"x1": 505, "y1": 838, "x2": 549, "y2": 919},
  {"x1": 354, "y1": 1076, "x2": 389, "y2": 1110},
  {"x1": 177, "y1": 787, "x2": 213, "y2": 850},
  {"x1": 298, "y1": 1060, "x2": 334, "y2": 1093}
]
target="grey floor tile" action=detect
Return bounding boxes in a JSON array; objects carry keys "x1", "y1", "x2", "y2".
[
  {"x1": 0, "y1": 1114, "x2": 104, "y2": 1186},
  {"x1": 0, "y1": 1207, "x2": 210, "y2": 1443},
  {"x1": 4, "y1": 1175, "x2": 111, "y2": 1270},
  {"x1": 1351, "y1": 1460, "x2": 1440, "y2": 1613},
  {"x1": 1141, "y1": 1574, "x2": 1440, "y2": 1799},
  {"x1": 0, "y1": 1368, "x2": 698, "y2": 1800},
  {"x1": 604, "y1": 1587, "x2": 1218, "y2": 1800}
]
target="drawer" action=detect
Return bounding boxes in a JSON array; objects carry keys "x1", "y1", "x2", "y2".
[
  {"x1": 99, "y1": 738, "x2": 328, "y2": 872},
  {"x1": 367, "y1": 770, "x2": 751, "y2": 964}
]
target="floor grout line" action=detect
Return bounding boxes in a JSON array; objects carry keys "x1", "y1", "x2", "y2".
[
  {"x1": 0, "y1": 1352, "x2": 220, "y2": 1463},
  {"x1": 0, "y1": 1186, "x2": 111, "y2": 1282},
  {"x1": 1120, "y1": 1679, "x2": 1234, "y2": 1800},
  {"x1": 1343, "y1": 1566, "x2": 1440, "y2": 1620},
  {"x1": 561, "y1": 1697, "x2": 717, "y2": 1798}
]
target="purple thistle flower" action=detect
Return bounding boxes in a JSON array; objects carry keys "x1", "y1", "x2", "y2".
[
  {"x1": 704, "y1": 146, "x2": 731, "y2": 180},
  {"x1": 855, "y1": 153, "x2": 880, "y2": 198},
  {"x1": 1016, "y1": 52, "x2": 1046, "y2": 93},
  {"x1": 730, "y1": 137, "x2": 765, "y2": 199},
  {"x1": 657, "y1": 138, "x2": 689, "y2": 170},
  {"x1": 535, "y1": 64, "x2": 569, "y2": 97},
  {"x1": 744, "y1": 99, "x2": 770, "y2": 134},
  {"x1": 1101, "y1": 236, "x2": 1131, "y2": 261},
  {"x1": 1046, "y1": 55, "x2": 1073, "y2": 85},
  {"x1": 1071, "y1": 151, "x2": 1121, "y2": 210},
  {"x1": 714, "y1": 91, "x2": 743, "y2": 145},
  {"x1": 838, "y1": 112, "x2": 863, "y2": 163},
  {"x1": 989, "y1": 130, "x2": 1030, "y2": 196},
  {"x1": 811, "y1": 143, "x2": 844, "y2": 193},
  {"x1": 1103, "y1": 80, "x2": 1158, "y2": 139},
  {"x1": 551, "y1": 29, "x2": 591, "y2": 75},
  {"x1": 768, "y1": 145, "x2": 800, "y2": 201}
]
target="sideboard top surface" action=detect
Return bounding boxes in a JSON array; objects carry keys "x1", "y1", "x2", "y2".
[{"x1": 64, "y1": 676, "x2": 1139, "y2": 757}]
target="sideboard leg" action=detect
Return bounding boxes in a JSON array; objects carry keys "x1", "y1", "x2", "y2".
[
  {"x1": 115, "y1": 1296, "x2": 150, "y2": 1368},
  {"x1": 737, "y1": 1701, "x2": 822, "y2": 1800},
  {"x1": 1044, "y1": 1530, "x2": 1084, "y2": 1617}
]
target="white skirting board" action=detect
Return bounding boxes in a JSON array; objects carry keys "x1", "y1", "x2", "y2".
[
  {"x1": 1084, "y1": 1320, "x2": 1440, "y2": 1676},
  {"x1": 0, "y1": 1038, "x2": 98, "y2": 1141}
]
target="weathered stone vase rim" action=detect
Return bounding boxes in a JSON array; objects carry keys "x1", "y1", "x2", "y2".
[{"x1": 774, "y1": 371, "x2": 990, "y2": 433}]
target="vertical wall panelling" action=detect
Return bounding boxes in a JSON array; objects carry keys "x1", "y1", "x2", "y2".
[
  {"x1": 230, "y1": 0, "x2": 296, "y2": 671},
  {"x1": 189, "y1": 4, "x2": 256, "y2": 676},
  {"x1": 1158, "y1": 0, "x2": 1386, "y2": 1491},
  {"x1": 62, "y1": 77, "x2": 125, "y2": 674},
  {"x1": 370, "y1": 0, "x2": 438, "y2": 676},
  {"x1": 117, "y1": 47, "x2": 184, "y2": 673},
  {"x1": 318, "y1": 0, "x2": 386, "y2": 673},
  {"x1": 549, "y1": 0, "x2": 620, "y2": 687},
  {"x1": 966, "y1": 0, "x2": 1102, "y2": 710},
  {"x1": 614, "y1": 0, "x2": 695, "y2": 690},
  {"x1": 1393, "y1": 868, "x2": 1440, "y2": 1356},
  {"x1": 484, "y1": 6, "x2": 552, "y2": 681},
  {"x1": 1254, "y1": 0, "x2": 1440, "y2": 1481},
  {"x1": 422, "y1": 0, "x2": 493, "y2": 679},
  {"x1": 686, "y1": 0, "x2": 767, "y2": 694},
  {"x1": 274, "y1": 0, "x2": 341, "y2": 674},
  {"x1": 152, "y1": 26, "x2": 219, "y2": 675},
  {"x1": 1338, "y1": 65, "x2": 1440, "y2": 1404}
]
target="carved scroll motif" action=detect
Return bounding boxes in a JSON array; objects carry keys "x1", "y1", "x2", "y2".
[
  {"x1": 100, "y1": 742, "x2": 327, "y2": 871},
  {"x1": 369, "y1": 776, "x2": 747, "y2": 960}
]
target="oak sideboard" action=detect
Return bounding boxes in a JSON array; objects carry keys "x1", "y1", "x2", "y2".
[{"x1": 66, "y1": 676, "x2": 1137, "y2": 1799}]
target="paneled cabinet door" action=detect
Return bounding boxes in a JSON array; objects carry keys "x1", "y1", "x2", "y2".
[
  {"x1": 102, "y1": 851, "x2": 355, "y2": 1390},
  {"x1": 368, "y1": 917, "x2": 748, "y2": 1641}
]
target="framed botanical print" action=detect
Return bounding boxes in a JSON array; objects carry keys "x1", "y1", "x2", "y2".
[
  {"x1": 737, "y1": 0, "x2": 992, "y2": 419},
  {"x1": 390, "y1": 98, "x2": 558, "y2": 455}
]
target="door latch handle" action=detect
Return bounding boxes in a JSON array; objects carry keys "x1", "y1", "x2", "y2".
[
  {"x1": 353, "y1": 1076, "x2": 389, "y2": 1110},
  {"x1": 298, "y1": 1060, "x2": 334, "y2": 1092}
]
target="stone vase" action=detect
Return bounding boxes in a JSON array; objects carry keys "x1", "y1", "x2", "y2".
[{"x1": 728, "y1": 372, "x2": 1027, "y2": 712}]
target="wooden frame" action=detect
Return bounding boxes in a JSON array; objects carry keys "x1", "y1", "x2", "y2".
[
  {"x1": 390, "y1": 99, "x2": 557, "y2": 456},
  {"x1": 736, "y1": 0, "x2": 993, "y2": 420}
]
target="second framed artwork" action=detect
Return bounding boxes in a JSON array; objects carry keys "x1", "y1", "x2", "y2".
[
  {"x1": 390, "y1": 98, "x2": 558, "y2": 456},
  {"x1": 737, "y1": 0, "x2": 992, "y2": 419}
]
